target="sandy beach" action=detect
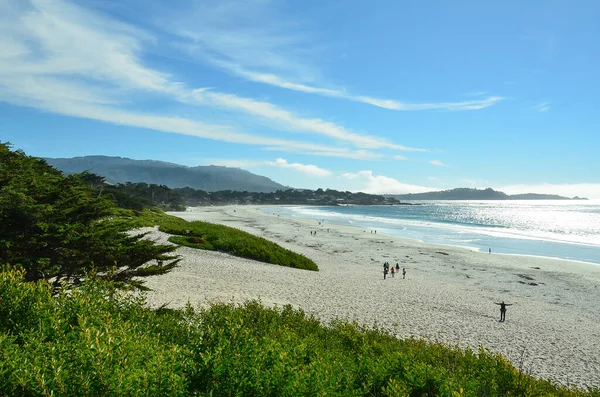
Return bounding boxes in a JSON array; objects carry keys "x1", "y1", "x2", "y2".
[{"x1": 140, "y1": 205, "x2": 600, "y2": 388}]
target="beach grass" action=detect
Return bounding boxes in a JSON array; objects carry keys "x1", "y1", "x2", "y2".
[
  {"x1": 114, "y1": 208, "x2": 318, "y2": 271},
  {"x1": 1, "y1": 267, "x2": 597, "y2": 397}
]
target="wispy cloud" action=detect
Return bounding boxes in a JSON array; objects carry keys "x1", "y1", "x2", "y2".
[
  {"x1": 210, "y1": 63, "x2": 505, "y2": 111},
  {"x1": 266, "y1": 158, "x2": 332, "y2": 177},
  {"x1": 394, "y1": 155, "x2": 408, "y2": 160},
  {"x1": 161, "y1": 0, "x2": 504, "y2": 112},
  {"x1": 261, "y1": 146, "x2": 383, "y2": 160},
  {"x1": 341, "y1": 171, "x2": 436, "y2": 194},
  {"x1": 0, "y1": 0, "x2": 426, "y2": 159},
  {"x1": 535, "y1": 101, "x2": 551, "y2": 112},
  {"x1": 430, "y1": 160, "x2": 448, "y2": 167},
  {"x1": 191, "y1": 90, "x2": 427, "y2": 151},
  {"x1": 199, "y1": 157, "x2": 331, "y2": 176},
  {"x1": 352, "y1": 95, "x2": 504, "y2": 111}
]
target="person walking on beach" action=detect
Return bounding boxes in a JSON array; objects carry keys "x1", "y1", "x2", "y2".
[
  {"x1": 402, "y1": 267, "x2": 406, "y2": 279},
  {"x1": 395, "y1": 263, "x2": 400, "y2": 272},
  {"x1": 383, "y1": 267, "x2": 388, "y2": 280},
  {"x1": 489, "y1": 248, "x2": 492, "y2": 254},
  {"x1": 390, "y1": 266, "x2": 395, "y2": 277},
  {"x1": 494, "y1": 301, "x2": 512, "y2": 322}
]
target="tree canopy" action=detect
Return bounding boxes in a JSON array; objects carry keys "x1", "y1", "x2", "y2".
[{"x1": 0, "y1": 142, "x2": 179, "y2": 290}]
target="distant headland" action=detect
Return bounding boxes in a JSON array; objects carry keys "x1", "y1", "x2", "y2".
[{"x1": 389, "y1": 187, "x2": 588, "y2": 201}]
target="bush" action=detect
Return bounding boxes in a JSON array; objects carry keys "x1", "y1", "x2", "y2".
[
  {"x1": 2, "y1": 267, "x2": 598, "y2": 396},
  {"x1": 123, "y1": 209, "x2": 319, "y2": 271}
]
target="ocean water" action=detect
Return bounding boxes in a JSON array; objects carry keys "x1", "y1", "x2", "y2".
[{"x1": 262, "y1": 200, "x2": 600, "y2": 265}]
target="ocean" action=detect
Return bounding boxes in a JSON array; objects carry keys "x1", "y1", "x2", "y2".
[{"x1": 262, "y1": 200, "x2": 600, "y2": 265}]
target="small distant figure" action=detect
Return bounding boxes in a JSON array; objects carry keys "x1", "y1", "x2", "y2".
[
  {"x1": 395, "y1": 263, "x2": 400, "y2": 271},
  {"x1": 489, "y1": 248, "x2": 492, "y2": 254},
  {"x1": 494, "y1": 301, "x2": 513, "y2": 322},
  {"x1": 383, "y1": 267, "x2": 388, "y2": 280},
  {"x1": 390, "y1": 266, "x2": 395, "y2": 277},
  {"x1": 327, "y1": 228, "x2": 330, "y2": 233},
  {"x1": 157, "y1": 259, "x2": 163, "y2": 266},
  {"x1": 402, "y1": 267, "x2": 406, "y2": 279},
  {"x1": 374, "y1": 230, "x2": 377, "y2": 234}
]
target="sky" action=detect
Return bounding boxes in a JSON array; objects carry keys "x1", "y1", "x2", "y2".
[{"x1": 1, "y1": 0, "x2": 599, "y2": 198}]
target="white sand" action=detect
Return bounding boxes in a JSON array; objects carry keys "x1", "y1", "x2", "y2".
[{"x1": 140, "y1": 205, "x2": 600, "y2": 388}]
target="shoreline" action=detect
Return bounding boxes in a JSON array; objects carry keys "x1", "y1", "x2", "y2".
[
  {"x1": 258, "y1": 204, "x2": 600, "y2": 266},
  {"x1": 141, "y1": 205, "x2": 600, "y2": 388},
  {"x1": 255, "y1": 204, "x2": 600, "y2": 273}
]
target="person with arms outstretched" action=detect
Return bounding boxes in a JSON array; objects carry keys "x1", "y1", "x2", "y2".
[{"x1": 495, "y1": 301, "x2": 513, "y2": 322}]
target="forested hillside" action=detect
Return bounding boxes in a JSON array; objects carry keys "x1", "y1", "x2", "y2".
[{"x1": 45, "y1": 155, "x2": 287, "y2": 192}]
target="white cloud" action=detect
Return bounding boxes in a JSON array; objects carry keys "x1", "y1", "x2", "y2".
[
  {"x1": 214, "y1": 64, "x2": 504, "y2": 111},
  {"x1": 355, "y1": 95, "x2": 504, "y2": 111},
  {"x1": 261, "y1": 146, "x2": 383, "y2": 160},
  {"x1": 497, "y1": 183, "x2": 600, "y2": 200},
  {"x1": 0, "y1": 0, "x2": 427, "y2": 158},
  {"x1": 192, "y1": 90, "x2": 427, "y2": 151},
  {"x1": 340, "y1": 171, "x2": 435, "y2": 194},
  {"x1": 161, "y1": 0, "x2": 504, "y2": 112},
  {"x1": 394, "y1": 155, "x2": 408, "y2": 160},
  {"x1": 430, "y1": 160, "x2": 447, "y2": 167},
  {"x1": 535, "y1": 101, "x2": 551, "y2": 112},
  {"x1": 199, "y1": 157, "x2": 332, "y2": 177},
  {"x1": 266, "y1": 158, "x2": 332, "y2": 177},
  {"x1": 168, "y1": 0, "x2": 316, "y2": 81}
]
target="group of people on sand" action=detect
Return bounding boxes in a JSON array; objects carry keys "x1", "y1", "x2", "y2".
[
  {"x1": 383, "y1": 262, "x2": 405, "y2": 280},
  {"x1": 380, "y1": 261, "x2": 513, "y2": 322}
]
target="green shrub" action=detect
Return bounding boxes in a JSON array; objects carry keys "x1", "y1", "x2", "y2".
[
  {"x1": 2, "y1": 267, "x2": 599, "y2": 396},
  {"x1": 117, "y1": 209, "x2": 319, "y2": 271},
  {"x1": 163, "y1": 220, "x2": 318, "y2": 271}
]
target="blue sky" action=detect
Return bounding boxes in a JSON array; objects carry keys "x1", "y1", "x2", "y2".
[{"x1": 1, "y1": 0, "x2": 599, "y2": 198}]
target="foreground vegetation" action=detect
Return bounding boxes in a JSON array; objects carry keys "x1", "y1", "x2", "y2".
[
  {"x1": 120, "y1": 209, "x2": 319, "y2": 271},
  {"x1": 2, "y1": 268, "x2": 597, "y2": 397}
]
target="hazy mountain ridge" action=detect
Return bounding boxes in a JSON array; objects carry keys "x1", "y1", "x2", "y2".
[
  {"x1": 45, "y1": 156, "x2": 287, "y2": 193},
  {"x1": 389, "y1": 187, "x2": 588, "y2": 201}
]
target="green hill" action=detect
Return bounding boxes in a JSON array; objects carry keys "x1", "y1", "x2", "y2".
[
  {"x1": 390, "y1": 187, "x2": 588, "y2": 200},
  {"x1": 45, "y1": 155, "x2": 287, "y2": 192}
]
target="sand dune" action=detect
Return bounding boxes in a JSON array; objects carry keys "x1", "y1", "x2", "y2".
[{"x1": 140, "y1": 205, "x2": 600, "y2": 388}]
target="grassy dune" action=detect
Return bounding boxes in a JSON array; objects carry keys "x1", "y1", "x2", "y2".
[{"x1": 117, "y1": 208, "x2": 318, "y2": 271}]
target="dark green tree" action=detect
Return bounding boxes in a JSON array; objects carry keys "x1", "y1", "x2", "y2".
[{"x1": 0, "y1": 142, "x2": 179, "y2": 290}]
